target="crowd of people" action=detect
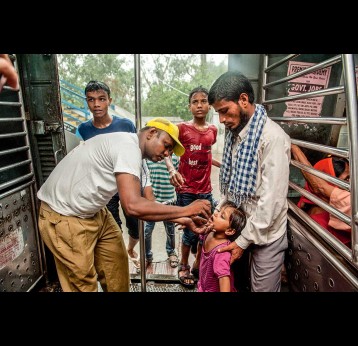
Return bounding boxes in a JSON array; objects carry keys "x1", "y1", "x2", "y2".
[{"x1": 2, "y1": 54, "x2": 353, "y2": 292}]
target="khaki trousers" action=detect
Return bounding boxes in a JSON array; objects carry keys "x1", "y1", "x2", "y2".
[{"x1": 38, "y1": 202, "x2": 129, "y2": 292}]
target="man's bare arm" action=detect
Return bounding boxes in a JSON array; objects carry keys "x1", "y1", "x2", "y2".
[
  {"x1": 291, "y1": 144, "x2": 335, "y2": 199},
  {"x1": 117, "y1": 172, "x2": 211, "y2": 221}
]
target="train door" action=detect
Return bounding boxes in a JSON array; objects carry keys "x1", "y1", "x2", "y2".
[
  {"x1": 0, "y1": 54, "x2": 66, "y2": 291},
  {"x1": 229, "y1": 54, "x2": 358, "y2": 291}
]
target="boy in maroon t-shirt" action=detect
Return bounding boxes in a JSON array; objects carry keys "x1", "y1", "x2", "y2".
[{"x1": 165, "y1": 86, "x2": 221, "y2": 288}]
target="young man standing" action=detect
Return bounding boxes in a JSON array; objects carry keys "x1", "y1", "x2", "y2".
[
  {"x1": 165, "y1": 86, "x2": 221, "y2": 289},
  {"x1": 144, "y1": 154, "x2": 179, "y2": 267}
]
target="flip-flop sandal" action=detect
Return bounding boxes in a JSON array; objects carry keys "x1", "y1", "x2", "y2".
[
  {"x1": 178, "y1": 264, "x2": 195, "y2": 289},
  {"x1": 168, "y1": 254, "x2": 179, "y2": 268},
  {"x1": 128, "y1": 254, "x2": 141, "y2": 273}
]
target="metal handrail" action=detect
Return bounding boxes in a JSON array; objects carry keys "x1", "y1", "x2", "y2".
[{"x1": 262, "y1": 54, "x2": 358, "y2": 266}]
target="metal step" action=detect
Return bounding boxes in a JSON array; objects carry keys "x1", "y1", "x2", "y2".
[{"x1": 130, "y1": 281, "x2": 197, "y2": 292}]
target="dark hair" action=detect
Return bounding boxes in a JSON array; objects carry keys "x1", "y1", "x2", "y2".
[
  {"x1": 222, "y1": 201, "x2": 247, "y2": 242},
  {"x1": 85, "y1": 80, "x2": 111, "y2": 97},
  {"x1": 188, "y1": 86, "x2": 209, "y2": 103},
  {"x1": 208, "y1": 71, "x2": 254, "y2": 105},
  {"x1": 332, "y1": 157, "x2": 349, "y2": 177}
]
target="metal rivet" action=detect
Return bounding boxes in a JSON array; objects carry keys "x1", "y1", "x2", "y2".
[
  {"x1": 314, "y1": 282, "x2": 319, "y2": 291},
  {"x1": 304, "y1": 269, "x2": 309, "y2": 278},
  {"x1": 317, "y1": 265, "x2": 321, "y2": 273},
  {"x1": 329, "y1": 278, "x2": 334, "y2": 288},
  {"x1": 307, "y1": 253, "x2": 311, "y2": 261}
]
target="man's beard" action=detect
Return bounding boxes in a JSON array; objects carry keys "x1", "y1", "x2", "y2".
[{"x1": 231, "y1": 109, "x2": 250, "y2": 137}]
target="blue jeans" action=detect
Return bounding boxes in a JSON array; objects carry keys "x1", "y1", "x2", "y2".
[
  {"x1": 144, "y1": 221, "x2": 176, "y2": 261},
  {"x1": 176, "y1": 192, "x2": 215, "y2": 247}
]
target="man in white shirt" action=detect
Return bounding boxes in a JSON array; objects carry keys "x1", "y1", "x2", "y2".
[
  {"x1": 208, "y1": 72, "x2": 291, "y2": 292},
  {"x1": 37, "y1": 117, "x2": 211, "y2": 292}
]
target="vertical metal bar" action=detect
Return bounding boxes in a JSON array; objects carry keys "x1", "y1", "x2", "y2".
[
  {"x1": 134, "y1": 54, "x2": 146, "y2": 292},
  {"x1": 342, "y1": 54, "x2": 358, "y2": 262},
  {"x1": 260, "y1": 54, "x2": 269, "y2": 104}
]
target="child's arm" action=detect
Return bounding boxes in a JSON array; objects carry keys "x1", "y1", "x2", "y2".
[
  {"x1": 212, "y1": 158, "x2": 221, "y2": 168},
  {"x1": 164, "y1": 156, "x2": 185, "y2": 187},
  {"x1": 219, "y1": 276, "x2": 231, "y2": 292}
]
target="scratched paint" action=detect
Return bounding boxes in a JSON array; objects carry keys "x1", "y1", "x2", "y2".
[{"x1": 0, "y1": 227, "x2": 24, "y2": 270}]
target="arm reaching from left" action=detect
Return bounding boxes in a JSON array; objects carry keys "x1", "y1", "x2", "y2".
[{"x1": 0, "y1": 54, "x2": 19, "y2": 92}]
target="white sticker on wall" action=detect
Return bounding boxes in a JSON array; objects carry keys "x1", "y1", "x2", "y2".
[
  {"x1": 284, "y1": 61, "x2": 331, "y2": 118},
  {"x1": 0, "y1": 227, "x2": 25, "y2": 270}
]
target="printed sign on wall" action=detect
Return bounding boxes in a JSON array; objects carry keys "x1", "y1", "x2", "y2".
[
  {"x1": 0, "y1": 228, "x2": 24, "y2": 270},
  {"x1": 284, "y1": 61, "x2": 331, "y2": 118}
]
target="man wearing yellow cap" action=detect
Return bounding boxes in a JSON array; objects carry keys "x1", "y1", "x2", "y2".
[{"x1": 37, "y1": 117, "x2": 211, "y2": 292}]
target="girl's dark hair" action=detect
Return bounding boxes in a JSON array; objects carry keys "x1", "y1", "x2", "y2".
[
  {"x1": 85, "y1": 80, "x2": 111, "y2": 97},
  {"x1": 222, "y1": 201, "x2": 247, "y2": 242}
]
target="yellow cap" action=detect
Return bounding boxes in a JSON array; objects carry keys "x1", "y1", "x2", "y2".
[{"x1": 146, "y1": 117, "x2": 185, "y2": 156}]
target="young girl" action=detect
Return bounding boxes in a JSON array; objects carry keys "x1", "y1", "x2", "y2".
[{"x1": 197, "y1": 201, "x2": 246, "y2": 292}]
